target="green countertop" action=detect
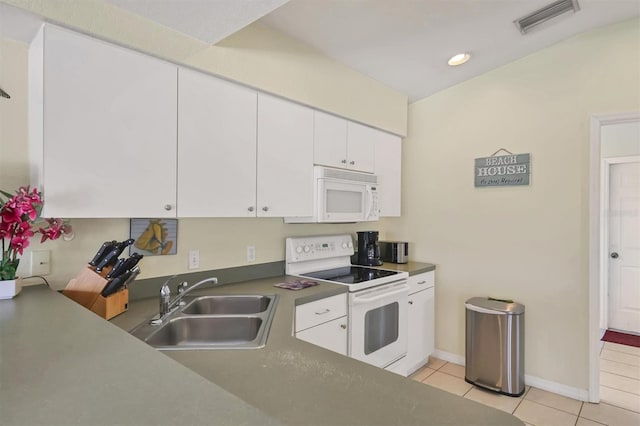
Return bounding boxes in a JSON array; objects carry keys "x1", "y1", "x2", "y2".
[{"x1": 1, "y1": 261, "x2": 522, "y2": 425}]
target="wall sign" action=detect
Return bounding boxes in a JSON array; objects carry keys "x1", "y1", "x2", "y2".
[{"x1": 475, "y1": 153, "x2": 530, "y2": 187}]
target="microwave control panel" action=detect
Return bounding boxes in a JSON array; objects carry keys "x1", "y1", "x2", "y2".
[{"x1": 286, "y1": 235, "x2": 354, "y2": 263}]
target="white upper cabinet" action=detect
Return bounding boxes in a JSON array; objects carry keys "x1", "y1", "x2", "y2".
[
  {"x1": 314, "y1": 111, "x2": 375, "y2": 173},
  {"x1": 177, "y1": 68, "x2": 257, "y2": 217},
  {"x1": 345, "y1": 121, "x2": 376, "y2": 173},
  {"x1": 374, "y1": 131, "x2": 402, "y2": 217},
  {"x1": 256, "y1": 93, "x2": 314, "y2": 217},
  {"x1": 40, "y1": 25, "x2": 178, "y2": 218}
]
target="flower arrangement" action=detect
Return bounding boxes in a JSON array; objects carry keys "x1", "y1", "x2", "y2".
[{"x1": 0, "y1": 186, "x2": 72, "y2": 280}]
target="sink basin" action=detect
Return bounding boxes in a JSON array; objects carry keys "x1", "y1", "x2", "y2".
[
  {"x1": 181, "y1": 295, "x2": 271, "y2": 315},
  {"x1": 129, "y1": 294, "x2": 278, "y2": 351},
  {"x1": 146, "y1": 316, "x2": 263, "y2": 349}
]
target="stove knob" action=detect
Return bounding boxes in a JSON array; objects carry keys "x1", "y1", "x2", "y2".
[
  {"x1": 341, "y1": 242, "x2": 347, "y2": 249},
  {"x1": 347, "y1": 241, "x2": 353, "y2": 248},
  {"x1": 303, "y1": 245, "x2": 311, "y2": 253},
  {"x1": 296, "y1": 246, "x2": 303, "y2": 254}
]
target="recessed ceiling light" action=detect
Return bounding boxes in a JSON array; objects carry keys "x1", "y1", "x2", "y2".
[{"x1": 448, "y1": 53, "x2": 471, "y2": 66}]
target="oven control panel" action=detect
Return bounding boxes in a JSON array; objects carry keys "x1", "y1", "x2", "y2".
[{"x1": 286, "y1": 234, "x2": 354, "y2": 263}]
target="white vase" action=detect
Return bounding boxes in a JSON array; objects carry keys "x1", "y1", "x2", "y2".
[{"x1": 0, "y1": 278, "x2": 22, "y2": 299}]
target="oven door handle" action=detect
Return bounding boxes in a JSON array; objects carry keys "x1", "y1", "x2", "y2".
[{"x1": 352, "y1": 284, "x2": 409, "y2": 305}]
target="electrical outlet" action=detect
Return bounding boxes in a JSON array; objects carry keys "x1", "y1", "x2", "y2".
[
  {"x1": 188, "y1": 249, "x2": 200, "y2": 270},
  {"x1": 247, "y1": 246, "x2": 256, "y2": 262},
  {"x1": 30, "y1": 250, "x2": 51, "y2": 275}
]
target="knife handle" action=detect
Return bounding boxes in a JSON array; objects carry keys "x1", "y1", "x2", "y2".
[
  {"x1": 106, "y1": 258, "x2": 125, "y2": 278},
  {"x1": 89, "y1": 240, "x2": 117, "y2": 266},
  {"x1": 101, "y1": 271, "x2": 131, "y2": 297}
]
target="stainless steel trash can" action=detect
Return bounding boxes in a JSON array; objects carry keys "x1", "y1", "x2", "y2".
[{"x1": 465, "y1": 297, "x2": 525, "y2": 396}]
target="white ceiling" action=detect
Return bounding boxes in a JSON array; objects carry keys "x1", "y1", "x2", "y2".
[
  {"x1": 259, "y1": 0, "x2": 640, "y2": 102},
  {"x1": 1, "y1": 0, "x2": 638, "y2": 102}
]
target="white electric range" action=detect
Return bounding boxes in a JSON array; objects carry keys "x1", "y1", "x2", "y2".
[{"x1": 285, "y1": 234, "x2": 409, "y2": 369}]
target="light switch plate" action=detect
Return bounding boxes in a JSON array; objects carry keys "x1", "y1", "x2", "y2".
[
  {"x1": 188, "y1": 249, "x2": 200, "y2": 270},
  {"x1": 30, "y1": 250, "x2": 51, "y2": 276}
]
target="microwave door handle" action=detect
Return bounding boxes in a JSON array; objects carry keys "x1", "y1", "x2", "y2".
[{"x1": 365, "y1": 186, "x2": 374, "y2": 218}]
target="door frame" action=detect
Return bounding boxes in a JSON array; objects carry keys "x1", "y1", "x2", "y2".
[
  {"x1": 601, "y1": 155, "x2": 640, "y2": 331},
  {"x1": 589, "y1": 112, "x2": 640, "y2": 402}
]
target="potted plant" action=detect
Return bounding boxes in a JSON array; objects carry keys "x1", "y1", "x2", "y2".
[{"x1": 0, "y1": 186, "x2": 71, "y2": 299}]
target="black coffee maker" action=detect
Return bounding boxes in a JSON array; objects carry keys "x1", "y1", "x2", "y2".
[{"x1": 356, "y1": 231, "x2": 383, "y2": 266}]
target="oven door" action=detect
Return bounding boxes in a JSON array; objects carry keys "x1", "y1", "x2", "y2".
[
  {"x1": 317, "y1": 178, "x2": 369, "y2": 222},
  {"x1": 348, "y1": 281, "x2": 409, "y2": 368}
]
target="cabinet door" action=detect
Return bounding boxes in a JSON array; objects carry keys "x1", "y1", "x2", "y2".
[
  {"x1": 346, "y1": 121, "x2": 376, "y2": 173},
  {"x1": 256, "y1": 93, "x2": 314, "y2": 217},
  {"x1": 296, "y1": 316, "x2": 348, "y2": 355},
  {"x1": 314, "y1": 111, "x2": 347, "y2": 169},
  {"x1": 374, "y1": 132, "x2": 402, "y2": 217},
  {"x1": 177, "y1": 68, "x2": 257, "y2": 217},
  {"x1": 42, "y1": 25, "x2": 177, "y2": 218},
  {"x1": 405, "y1": 287, "x2": 435, "y2": 375}
]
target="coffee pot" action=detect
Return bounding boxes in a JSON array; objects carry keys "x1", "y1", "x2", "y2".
[{"x1": 356, "y1": 231, "x2": 383, "y2": 266}]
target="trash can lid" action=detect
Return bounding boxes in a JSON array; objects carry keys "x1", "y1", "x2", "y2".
[{"x1": 465, "y1": 297, "x2": 525, "y2": 315}]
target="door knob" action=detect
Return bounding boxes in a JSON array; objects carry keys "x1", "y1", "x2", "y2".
[{"x1": 610, "y1": 252, "x2": 619, "y2": 259}]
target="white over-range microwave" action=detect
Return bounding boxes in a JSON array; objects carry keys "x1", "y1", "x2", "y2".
[{"x1": 285, "y1": 166, "x2": 380, "y2": 223}]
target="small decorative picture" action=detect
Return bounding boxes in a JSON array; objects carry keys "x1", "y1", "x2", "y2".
[{"x1": 129, "y1": 218, "x2": 178, "y2": 256}]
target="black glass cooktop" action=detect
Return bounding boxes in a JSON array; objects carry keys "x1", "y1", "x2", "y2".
[{"x1": 300, "y1": 266, "x2": 400, "y2": 285}]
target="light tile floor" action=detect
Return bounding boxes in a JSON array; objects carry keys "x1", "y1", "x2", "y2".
[{"x1": 410, "y1": 343, "x2": 640, "y2": 426}]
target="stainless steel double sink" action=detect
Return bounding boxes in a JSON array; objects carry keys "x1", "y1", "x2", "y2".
[{"x1": 130, "y1": 294, "x2": 278, "y2": 350}]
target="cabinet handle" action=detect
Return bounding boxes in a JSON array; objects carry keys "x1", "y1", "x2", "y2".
[
  {"x1": 408, "y1": 300, "x2": 414, "y2": 305},
  {"x1": 262, "y1": 206, "x2": 269, "y2": 212},
  {"x1": 315, "y1": 309, "x2": 330, "y2": 315},
  {"x1": 164, "y1": 204, "x2": 172, "y2": 211},
  {"x1": 341, "y1": 159, "x2": 347, "y2": 164},
  {"x1": 417, "y1": 281, "x2": 427, "y2": 285},
  {"x1": 248, "y1": 206, "x2": 255, "y2": 212},
  {"x1": 350, "y1": 161, "x2": 355, "y2": 165},
  {"x1": 340, "y1": 324, "x2": 347, "y2": 329}
]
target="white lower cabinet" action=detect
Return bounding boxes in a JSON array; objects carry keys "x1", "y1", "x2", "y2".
[
  {"x1": 296, "y1": 317, "x2": 348, "y2": 355},
  {"x1": 295, "y1": 293, "x2": 348, "y2": 355}
]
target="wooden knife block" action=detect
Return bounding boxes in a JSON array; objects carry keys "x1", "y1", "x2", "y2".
[{"x1": 63, "y1": 266, "x2": 129, "y2": 320}]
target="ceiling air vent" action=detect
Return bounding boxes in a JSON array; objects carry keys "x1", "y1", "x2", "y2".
[{"x1": 514, "y1": 0, "x2": 580, "y2": 34}]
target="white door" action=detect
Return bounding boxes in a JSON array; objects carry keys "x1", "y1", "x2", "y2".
[
  {"x1": 256, "y1": 93, "x2": 314, "y2": 217},
  {"x1": 177, "y1": 67, "x2": 257, "y2": 217},
  {"x1": 314, "y1": 111, "x2": 347, "y2": 169},
  {"x1": 608, "y1": 161, "x2": 640, "y2": 333},
  {"x1": 43, "y1": 25, "x2": 177, "y2": 218}
]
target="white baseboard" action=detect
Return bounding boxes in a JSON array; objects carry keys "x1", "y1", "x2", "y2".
[
  {"x1": 432, "y1": 349, "x2": 589, "y2": 402},
  {"x1": 432, "y1": 349, "x2": 465, "y2": 366}
]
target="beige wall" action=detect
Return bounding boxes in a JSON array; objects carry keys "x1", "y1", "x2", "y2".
[
  {"x1": 0, "y1": 6, "x2": 397, "y2": 287},
  {"x1": 384, "y1": 18, "x2": 640, "y2": 392}
]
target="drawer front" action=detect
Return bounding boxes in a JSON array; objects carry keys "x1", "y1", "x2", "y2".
[
  {"x1": 295, "y1": 293, "x2": 347, "y2": 332},
  {"x1": 408, "y1": 271, "x2": 434, "y2": 294},
  {"x1": 296, "y1": 316, "x2": 348, "y2": 355}
]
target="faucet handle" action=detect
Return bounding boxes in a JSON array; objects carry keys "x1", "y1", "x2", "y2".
[{"x1": 177, "y1": 281, "x2": 189, "y2": 306}]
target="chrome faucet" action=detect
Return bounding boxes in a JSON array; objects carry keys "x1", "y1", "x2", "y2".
[{"x1": 151, "y1": 277, "x2": 219, "y2": 325}]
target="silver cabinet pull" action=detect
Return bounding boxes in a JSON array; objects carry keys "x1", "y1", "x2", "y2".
[
  {"x1": 164, "y1": 204, "x2": 172, "y2": 211},
  {"x1": 315, "y1": 309, "x2": 330, "y2": 315},
  {"x1": 349, "y1": 161, "x2": 355, "y2": 165},
  {"x1": 340, "y1": 324, "x2": 347, "y2": 329},
  {"x1": 262, "y1": 206, "x2": 269, "y2": 212},
  {"x1": 341, "y1": 159, "x2": 347, "y2": 164},
  {"x1": 248, "y1": 206, "x2": 255, "y2": 212},
  {"x1": 408, "y1": 300, "x2": 414, "y2": 305},
  {"x1": 610, "y1": 252, "x2": 619, "y2": 259},
  {"x1": 417, "y1": 280, "x2": 427, "y2": 285}
]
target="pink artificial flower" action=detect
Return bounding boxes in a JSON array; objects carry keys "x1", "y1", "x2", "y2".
[{"x1": 10, "y1": 234, "x2": 29, "y2": 255}]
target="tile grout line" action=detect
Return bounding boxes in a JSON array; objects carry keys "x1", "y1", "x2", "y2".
[
  {"x1": 600, "y1": 369, "x2": 640, "y2": 381},
  {"x1": 600, "y1": 383, "x2": 640, "y2": 397}
]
